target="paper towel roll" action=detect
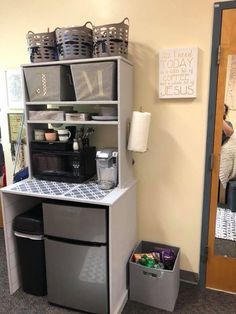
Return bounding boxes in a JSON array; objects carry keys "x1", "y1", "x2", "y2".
[{"x1": 128, "y1": 111, "x2": 151, "y2": 152}]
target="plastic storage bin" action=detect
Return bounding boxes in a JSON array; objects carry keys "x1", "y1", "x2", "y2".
[
  {"x1": 55, "y1": 22, "x2": 93, "y2": 60},
  {"x1": 129, "y1": 240, "x2": 180, "y2": 312},
  {"x1": 93, "y1": 18, "x2": 129, "y2": 58},
  {"x1": 27, "y1": 31, "x2": 58, "y2": 63},
  {"x1": 24, "y1": 65, "x2": 75, "y2": 101},
  {"x1": 70, "y1": 61, "x2": 117, "y2": 101},
  {"x1": 13, "y1": 205, "x2": 47, "y2": 296}
]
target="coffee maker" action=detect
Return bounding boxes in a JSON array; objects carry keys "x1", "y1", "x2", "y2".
[{"x1": 96, "y1": 148, "x2": 118, "y2": 190}]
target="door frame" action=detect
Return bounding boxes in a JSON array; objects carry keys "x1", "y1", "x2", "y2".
[{"x1": 199, "y1": 0, "x2": 236, "y2": 287}]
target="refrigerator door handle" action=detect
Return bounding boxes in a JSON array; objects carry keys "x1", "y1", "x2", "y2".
[{"x1": 14, "y1": 231, "x2": 44, "y2": 241}]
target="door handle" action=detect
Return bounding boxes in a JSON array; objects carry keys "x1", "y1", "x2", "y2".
[{"x1": 210, "y1": 153, "x2": 214, "y2": 171}]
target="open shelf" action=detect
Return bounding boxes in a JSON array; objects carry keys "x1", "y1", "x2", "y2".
[
  {"x1": 27, "y1": 120, "x2": 118, "y2": 125},
  {"x1": 23, "y1": 56, "x2": 133, "y2": 188},
  {"x1": 26, "y1": 100, "x2": 119, "y2": 105}
]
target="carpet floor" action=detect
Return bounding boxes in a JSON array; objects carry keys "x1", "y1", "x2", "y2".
[{"x1": 0, "y1": 229, "x2": 236, "y2": 314}]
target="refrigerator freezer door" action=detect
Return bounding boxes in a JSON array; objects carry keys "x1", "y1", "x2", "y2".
[
  {"x1": 43, "y1": 203, "x2": 107, "y2": 243},
  {"x1": 45, "y1": 238, "x2": 108, "y2": 313}
]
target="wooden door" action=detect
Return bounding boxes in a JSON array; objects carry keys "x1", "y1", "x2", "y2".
[{"x1": 206, "y1": 8, "x2": 236, "y2": 293}]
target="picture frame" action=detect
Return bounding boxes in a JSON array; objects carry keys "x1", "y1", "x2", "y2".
[
  {"x1": 7, "y1": 113, "x2": 24, "y2": 143},
  {"x1": 159, "y1": 47, "x2": 198, "y2": 99},
  {"x1": 5, "y1": 68, "x2": 24, "y2": 109}
]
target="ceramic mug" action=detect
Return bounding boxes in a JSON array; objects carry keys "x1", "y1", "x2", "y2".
[
  {"x1": 58, "y1": 129, "x2": 71, "y2": 142},
  {"x1": 34, "y1": 129, "x2": 45, "y2": 141},
  {"x1": 45, "y1": 130, "x2": 57, "y2": 141}
]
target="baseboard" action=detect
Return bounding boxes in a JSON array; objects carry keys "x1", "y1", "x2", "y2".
[
  {"x1": 206, "y1": 286, "x2": 236, "y2": 295},
  {"x1": 180, "y1": 269, "x2": 199, "y2": 285},
  {"x1": 113, "y1": 290, "x2": 128, "y2": 314}
]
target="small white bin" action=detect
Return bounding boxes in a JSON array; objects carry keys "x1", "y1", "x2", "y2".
[{"x1": 65, "y1": 113, "x2": 91, "y2": 121}]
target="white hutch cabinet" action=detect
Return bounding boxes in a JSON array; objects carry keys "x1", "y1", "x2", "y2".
[{"x1": 1, "y1": 56, "x2": 136, "y2": 314}]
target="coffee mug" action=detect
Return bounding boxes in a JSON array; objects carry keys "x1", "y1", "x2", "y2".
[
  {"x1": 45, "y1": 131, "x2": 57, "y2": 141},
  {"x1": 58, "y1": 129, "x2": 71, "y2": 142},
  {"x1": 34, "y1": 129, "x2": 45, "y2": 141}
]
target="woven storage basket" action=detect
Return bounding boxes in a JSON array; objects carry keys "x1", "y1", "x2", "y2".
[
  {"x1": 27, "y1": 31, "x2": 58, "y2": 63},
  {"x1": 93, "y1": 18, "x2": 129, "y2": 58},
  {"x1": 55, "y1": 22, "x2": 93, "y2": 60}
]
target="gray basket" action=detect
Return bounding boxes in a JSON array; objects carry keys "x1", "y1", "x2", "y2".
[
  {"x1": 129, "y1": 241, "x2": 180, "y2": 312},
  {"x1": 27, "y1": 31, "x2": 58, "y2": 63},
  {"x1": 93, "y1": 18, "x2": 129, "y2": 58},
  {"x1": 55, "y1": 22, "x2": 93, "y2": 60},
  {"x1": 70, "y1": 61, "x2": 117, "y2": 101},
  {"x1": 24, "y1": 65, "x2": 75, "y2": 101}
]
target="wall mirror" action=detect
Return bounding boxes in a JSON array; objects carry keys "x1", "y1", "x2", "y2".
[
  {"x1": 214, "y1": 54, "x2": 236, "y2": 258},
  {"x1": 200, "y1": 2, "x2": 236, "y2": 293}
]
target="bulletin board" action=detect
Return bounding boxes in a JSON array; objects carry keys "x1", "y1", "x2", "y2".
[{"x1": 7, "y1": 113, "x2": 24, "y2": 143}]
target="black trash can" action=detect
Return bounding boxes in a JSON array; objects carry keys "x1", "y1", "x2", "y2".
[{"x1": 13, "y1": 205, "x2": 47, "y2": 296}]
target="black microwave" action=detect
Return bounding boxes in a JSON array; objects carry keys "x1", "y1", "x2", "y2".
[{"x1": 30, "y1": 142, "x2": 96, "y2": 183}]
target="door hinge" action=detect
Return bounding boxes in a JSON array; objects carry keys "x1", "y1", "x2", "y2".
[
  {"x1": 217, "y1": 45, "x2": 221, "y2": 65},
  {"x1": 203, "y1": 246, "x2": 208, "y2": 263},
  {"x1": 209, "y1": 153, "x2": 214, "y2": 171}
]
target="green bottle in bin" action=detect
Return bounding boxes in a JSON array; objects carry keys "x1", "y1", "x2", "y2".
[{"x1": 138, "y1": 254, "x2": 155, "y2": 268}]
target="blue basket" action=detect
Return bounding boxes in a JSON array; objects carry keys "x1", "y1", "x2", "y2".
[{"x1": 13, "y1": 167, "x2": 29, "y2": 183}]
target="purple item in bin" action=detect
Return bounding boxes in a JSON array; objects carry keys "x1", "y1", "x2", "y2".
[{"x1": 153, "y1": 247, "x2": 176, "y2": 270}]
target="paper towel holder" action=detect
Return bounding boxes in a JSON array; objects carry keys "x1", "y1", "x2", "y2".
[
  {"x1": 127, "y1": 110, "x2": 151, "y2": 153},
  {"x1": 127, "y1": 118, "x2": 131, "y2": 145}
]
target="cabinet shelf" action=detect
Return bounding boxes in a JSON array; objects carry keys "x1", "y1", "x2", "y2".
[
  {"x1": 27, "y1": 120, "x2": 118, "y2": 125},
  {"x1": 26, "y1": 101, "x2": 119, "y2": 106},
  {"x1": 23, "y1": 57, "x2": 133, "y2": 189},
  {"x1": 22, "y1": 55, "x2": 132, "y2": 67}
]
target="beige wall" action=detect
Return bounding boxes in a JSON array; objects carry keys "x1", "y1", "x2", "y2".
[
  {"x1": 0, "y1": 0, "x2": 222, "y2": 273},
  {"x1": 228, "y1": 110, "x2": 236, "y2": 128}
]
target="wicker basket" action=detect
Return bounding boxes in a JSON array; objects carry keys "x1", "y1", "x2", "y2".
[
  {"x1": 93, "y1": 18, "x2": 129, "y2": 58},
  {"x1": 27, "y1": 31, "x2": 58, "y2": 63},
  {"x1": 55, "y1": 22, "x2": 93, "y2": 60}
]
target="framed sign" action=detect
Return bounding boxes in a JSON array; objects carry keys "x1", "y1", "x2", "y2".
[
  {"x1": 159, "y1": 47, "x2": 198, "y2": 99},
  {"x1": 7, "y1": 113, "x2": 24, "y2": 143},
  {"x1": 5, "y1": 68, "x2": 24, "y2": 109}
]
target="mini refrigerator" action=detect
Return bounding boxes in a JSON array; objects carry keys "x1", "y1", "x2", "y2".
[{"x1": 43, "y1": 202, "x2": 108, "y2": 314}]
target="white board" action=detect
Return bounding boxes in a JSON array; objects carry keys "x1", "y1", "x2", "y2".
[{"x1": 159, "y1": 47, "x2": 198, "y2": 99}]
